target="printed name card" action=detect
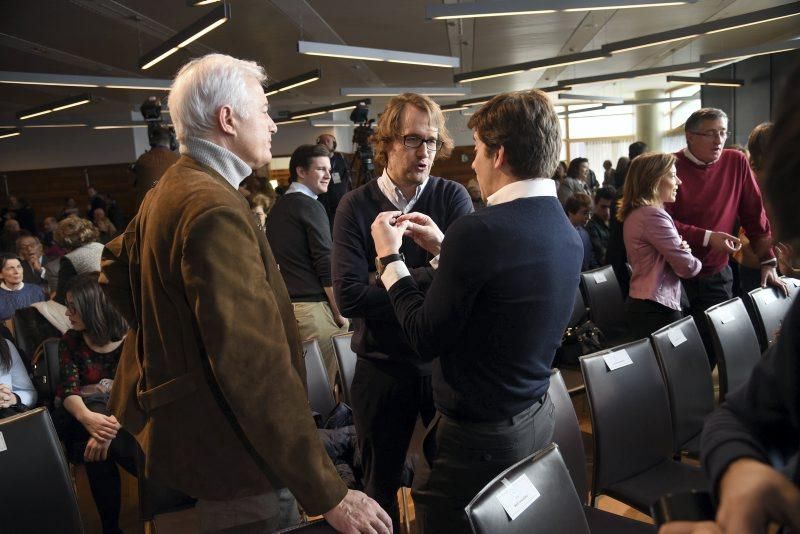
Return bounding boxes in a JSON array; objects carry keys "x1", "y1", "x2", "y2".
[
  {"x1": 603, "y1": 349, "x2": 633, "y2": 371},
  {"x1": 593, "y1": 271, "x2": 607, "y2": 284},
  {"x1": 496, "y1": 473, "x2": 540, "y2": 520},
  {"x1": 667, "y1": 327, "x2": 687, "y2": 347},
  {"x1": 762, "y1": 291, "x2": 777, "y2": 306},
  {"x1": 0, "y1": 431, "x2": 6, "y2": 453},
  {"x1": 718, "y1": 311, "x2": 736, "y2": 324}
]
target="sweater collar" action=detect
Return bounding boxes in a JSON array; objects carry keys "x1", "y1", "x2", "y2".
[{"x1": 181, "y1": 136, "x2": 252, "y2": 190}]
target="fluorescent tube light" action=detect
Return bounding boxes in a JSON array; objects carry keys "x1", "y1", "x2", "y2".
[
  {"x1": 23, "y1": 123, "x2": 87, "y2": 128},
  {"x1": 298, "y1": 41, "x2": 460, "y2": 69},
  {"x1": 558, "y1": 61, "x2": 708, "y2": 88},
  {"x1": 92, "y1": 124, "x2": 148, "y2": 130},
  {"x1": 701, "y1": 40, "x2": 800, "y2": 63},
  {"x1": 17, "y1": 94, "x2": 92, "y2": 121},
  {"x1": 558, "y1": 93, "x2": 625, "y2": 104},
  {"x1": 340, "y1": 87, "x2": 469, "y2": 97},
  {"x1": 666, "y1": 75, "x2": 744, "y2": 87},
  {"x1": 274, "y1": 118, "x2": 307, "y2": 125},
  {"x1": 0, "y1": 129, "x2": 21, "y2": 140},
  {"x1": 455, "y1": 50, "x2": 607, "y2": 84},
  {"x1": 265, "y1": 70, "x2": 321, "y2": 96},
  {"x1": 426, "y1": 0, "x2": 694, "y2": 19},
  {"x1": 290, "y1": 99, "x2": 372, "y2": 120}
]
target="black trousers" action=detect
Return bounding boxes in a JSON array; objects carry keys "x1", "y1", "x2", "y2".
[
  {"x1": 413, "y1": 395, "x2": 555, "y2": 534},
  {"x1": 682, "y1": 265, "x2": 734, "y2": 368},
  {"x1": 626, "y1": 297, "x2": 683, "y2": 341},
  {"x1": 350, "y1": 357, "x2": 434, "y2": 533}
]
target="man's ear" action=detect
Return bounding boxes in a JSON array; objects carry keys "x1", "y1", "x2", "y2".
[
  {"x1": 493, "y1": 145, "x2": 506, "y2": 170},
  {"x1": 218, "y1": 105, "x2": 236, "y2": 135}
]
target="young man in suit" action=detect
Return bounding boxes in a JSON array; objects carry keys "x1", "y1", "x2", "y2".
[{"x1": 371, "y1": 89, "x2": 584, "y2": 532}]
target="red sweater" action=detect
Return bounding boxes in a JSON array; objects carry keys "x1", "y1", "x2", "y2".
[{"x1": 666, "y1": 149, "x2": 773, "y2": 276}]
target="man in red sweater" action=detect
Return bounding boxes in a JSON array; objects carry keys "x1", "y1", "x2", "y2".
[{"x1": 666, "y1": 108, "x2": 787, "y2": 364}]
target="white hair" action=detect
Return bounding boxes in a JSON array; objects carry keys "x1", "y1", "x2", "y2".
[{"x1": 168, "y1": 54, "x2": 267, "y2": 147}]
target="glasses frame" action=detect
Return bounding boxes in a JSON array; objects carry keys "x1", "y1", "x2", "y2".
[
  {"x1": 689, "y1": 129, "x2": 728, "y2": 140},
  {"x1": 400, "y1": 134, "x2": 443, "y2": 152}
]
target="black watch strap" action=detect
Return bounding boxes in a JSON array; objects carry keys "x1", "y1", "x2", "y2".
[{"x1": 379, "y1": 253, "x2": 405, "y2": 268}]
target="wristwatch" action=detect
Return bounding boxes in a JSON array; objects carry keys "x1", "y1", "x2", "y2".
[{"x1": 375, "y1": 252, "x2": 405, "y2": 277}]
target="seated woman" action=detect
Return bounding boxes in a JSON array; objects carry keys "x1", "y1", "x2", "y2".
[
  {"x1": 0, "y1": 336, "x2": 37, "y2": 418},
  {"x1": 54, "y1": 273, "x2": 135, "y2": 534},
  {"x1": 53, "y1": 217, "x2": 104, "y2": 305},
  {"x1": 617, "y1": 153, "x2": 701, "y2": 339},
  {"x1": 0, "y1": 253, "x2": 47, "y2": 322}
]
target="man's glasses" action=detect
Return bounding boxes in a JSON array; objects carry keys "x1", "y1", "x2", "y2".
[
  {"x1": 690, "y1": 130, "x2": 728, "y2": 140},
  {"x1": 401, "y1": 135, "x2": 443, "y2": 152}
]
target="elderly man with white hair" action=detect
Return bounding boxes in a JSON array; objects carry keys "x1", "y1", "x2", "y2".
[{"x1": 103, "y1": 53, "x2": 391, "y2": 533}]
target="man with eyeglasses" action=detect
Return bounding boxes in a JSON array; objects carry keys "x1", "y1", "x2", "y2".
[
  {"x1": 332, "y1": 92, "x2": 472, "y2": 531},
  {"x1": 666, "y1": 107, "x2": 786, "y2": 365}
]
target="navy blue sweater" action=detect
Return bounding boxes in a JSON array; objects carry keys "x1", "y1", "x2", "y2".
[
  {"x1": 388, "y1": 196, "x2": 583, "y2": 421},
  {"x1": 332, "y1": 177, "x2": 473, "y2": 370}
]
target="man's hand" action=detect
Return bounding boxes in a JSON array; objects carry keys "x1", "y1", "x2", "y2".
[
  {"x1": 396, "y1": 212, "x2": 444, "y2": 256},
  {"x1": 370, "y1": 211, "x2": 406, "y2": 258},
  {"x1": 323, "y1": 489, "x2": 392, "y2": 534},
  {"x1": 760, "y1": 265, "x2": 789, "y2": 296},
  {"x1": 84, "y1": 437, "x2": 112, "y2": 462},
  {"x1": 679, "y1": 236, "x2": 692, "y2": 254},
  {"x1": 0, "y1": 383, "x2": 15, "y2": 409},
  {"x1": 708, "y1": 231, "x2": 742, "y2": 254},
  {"x1": 659, "y1": 521, "x2": 722, "y2": 534},
  {"x1": 27, "y1": 254, "x2": 42, "y2": 275},
  {"x1": 715, "y1": 458, "x2": 800, "y2": 534},
  {"x1": 78, "y1": 411, "x2": 120, "y2": 441}
]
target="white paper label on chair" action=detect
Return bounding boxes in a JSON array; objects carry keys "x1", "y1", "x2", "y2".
[
  {"x1": 0, "y1": 431, "x2": 6, "y2": 453},
  {"x1": 719, "y1": 311, "x2": 736, "y2": 324},
  {"x1": 496, "y1": 474, "x2": 540, "y2": 520},
  {"x1": 668, "y1": 328, "x2": 687, "y2": 347},
  {"x1": 762, "y1": 292, "x2": 777, "y2": 306},
  {"x1": 603, "y1": 349, "x2": 633, "y2": 371},
  {"x1": 593, "y1": 272, "x2": 607, "y2": 284},
  {"x1": 793, "y1": 279, "x2": 800, "y2": 287}
]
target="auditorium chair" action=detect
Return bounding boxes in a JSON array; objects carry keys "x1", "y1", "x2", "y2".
[
  {"x1": 0, "y1": 408, "x2": 84, "y2": 534},
  {"x1": 580, "y1": 339, "x2": 708, "y2": 516},
  {"x1": 12, "y1": 306, "x2": 61, "y2": 366},
  {"x1": 650, "y1": 317, "x2": 714, "y2": 456},
  {"x1": 331, "y1": 332, "x2": 356, "y2": 405},
  {"x1": 747, "y1": 278, "x2": 798, "y2": 351},
  {"x1": 704, "y1": 297, "x2": 762, "y2": 402},
  {"x1": 30, "y1": 337, "x2": 61, "y2": 409},
  {"x1": 303, "y1": 338, "x2": 337, "y2": 420},
  {"x1": 465, "y1": 444, "x2": 590, "y2": 534},
  {"x1": 549, "y1": 369, "x2": 656, "y2": 533},
  {"x1": 580, "y1": 265, "x2": 629, "y2": 345}
]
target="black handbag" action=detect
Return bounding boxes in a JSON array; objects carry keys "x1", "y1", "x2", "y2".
[{"x1": 555, "y1": 320, "x2": 605, "y2": 367}]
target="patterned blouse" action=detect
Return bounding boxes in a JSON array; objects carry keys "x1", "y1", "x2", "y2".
[{"x1": 56, "y1": 330, "x2": 123, "y2": 399}]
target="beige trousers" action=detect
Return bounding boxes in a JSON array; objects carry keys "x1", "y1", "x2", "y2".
[{"x1": 292, "y1": 301, "x2": 348, "y2": 393}]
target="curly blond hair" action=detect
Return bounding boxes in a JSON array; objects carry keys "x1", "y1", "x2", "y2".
[{"x1": 54, "y1": 217, "x2": 99, "y2": 250}]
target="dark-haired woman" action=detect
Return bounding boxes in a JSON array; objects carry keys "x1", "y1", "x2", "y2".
[
  {"x1": 54, "y1": 273, "x2": 134, "y2": 534},
  {"x1": 0, "y1": 336, "x2": 36, "y2": 418},
  {"x1": 0, "y1": 253, "x2": 47, "y2": 322}
]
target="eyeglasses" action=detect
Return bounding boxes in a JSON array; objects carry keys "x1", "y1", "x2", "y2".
[
  {"x1": 689, "y1": 129, "x2": 728, "y2": 139},
  {"x1": 401, "y1": 135, "x2": 443, "y2": 152}
]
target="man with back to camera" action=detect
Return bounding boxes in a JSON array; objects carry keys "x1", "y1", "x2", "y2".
[
  {"x1": 370, "y1": 89, "x2": 583, "y2": 532},
  {"x1": 131, "y1": 125, "x2": 179, "y2": 210},
  {"x1": 102, "y1": 53, "x2": 390, "y2": 534},
  {"x1": 332, "y1": 92, "x2": 473, "y2": 531},
  {"x1": 266, "y1": 143, "x2": 349, "y2": 392},
  {"x1": 316, "y1": 133, "x2": 352, "y2": 229},
  {"x1": 665, "y1": 108, "x2": 786, "y2": 363}
]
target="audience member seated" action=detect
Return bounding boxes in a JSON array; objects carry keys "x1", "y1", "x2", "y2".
[
  {"x1": 53, "y1": 273, "x2": 135, "y2": 534},
  {"x1": 59, "y1": 197, "x2": 80, "y2": 220},
  {"x1": 249, "y1": 193, "x2": 273, "y2": 233},
  {"x1": 53, "y1": 217, "x2": 103, "y2": 305},
  {"x1": 16, "y1": 235, "x2": 53, "y2": 289},
  {"x1": 40, "y1": 216, "x2": 64, "y2": 255},
  {"x1": 0, "y1": 253, "x2": 47, "y2": 323},
  {"x1": 0, "y1": 219, "x2": 22, "y2": 254},
  {"x1": 0, "y1": 336, "x2": 36, "y2": 418},
  {"x1": 92, "y1": 208, "x2": 117, "y2": 244},
  {"x1": 565, "y1": 193, "x2": 599, "y2": 271},
  {"x1": 585, "y1": 187, "x2": 615, "y2": 266},
  {"x1": 617, "y1": 153, "x2": 701, "y2": 340},
  {"x1": 558, "y1": 158, "x2": 592, "y2": 204}
]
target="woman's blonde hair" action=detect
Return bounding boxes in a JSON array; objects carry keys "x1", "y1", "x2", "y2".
[
  {"x1": 616, "y1": 152, "x2": 676, "y2": 222},
  {"x1": 54, "y1": 217, "x2": 99, "y2": 250}
]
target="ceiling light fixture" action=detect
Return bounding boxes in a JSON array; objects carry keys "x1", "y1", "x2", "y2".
[
  {"x1": 23, "y1": 123, "x2": 87, "y2": 128},
  {"x1": 17, "y1": 94, "x2": 92, "y2": 121},
  {"x1": 340, "y1": 87, "x2": 469, "y2": 97},
  {"x1": 187, "y1": 0, "x2": 221, "y2": 5},
  {"x1": 558, "y1": 61, "x2": 708, "y2": 88},
  {"x1": 0, "y1": 129, "x2": 21, "y2": 140},
  {"x1": 456, "y1": 95, "x2": 495, "y2": 107},
  {"x1": 290, "y1": 99, "x2": 372, "y2": 120},
  {"x1": 140, "y1": 3, "x2": 230, "y2": 70},
  {"x1": 426, "y1": 0, "x2": 694, "y2": 19},
  {"x1": 309, "y1": 120, "x2": 356, "y2": 127},
  {"x1": 454, "y1": 50, "x2": 608, "y2": 84},
  {"x1": 265, "y1": 69, "x2": 321, "y2": 96},
  {"x1": 441, "y1": 103, "x2": 469, "y2": 113},
  {"x1": 0, "y1": 71, "x2": 172, "y2": 90},
  {"x1": 666, "y1": 75, "x2": 744, "y2": 87},
  {"x1": 700, "y1": 40, "x2": 800, "y2": 63},
  {"x1": 298, "y1": 41, "x2": 460, "y2": 68},
  {"x1": 558, "y1": 93, "x2": 625, "y2": 104},
  {"x1": 274, "y1": 118, "x2": 307, "y2": 125},
  {"x1": 602, "y1": 2, "x2": 800, "y2": 55},
  {"x1": 558, "y1": 105, "x2": 606, "y2": 116},
  {"x1": 92, "y1": 124, "x2": 149, "y2": 130}
]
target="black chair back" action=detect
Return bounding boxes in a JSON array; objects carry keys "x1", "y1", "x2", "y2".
[
  {"x1": 0, "y1": 408, "x2": 84, "y2": 534},
  {"x1": 303, "y1": 338, "x2": 336, "y2": 419},
  {"x1": 568, "y1": 285, "x2": 588, "y2": 328},
  {"x1": 650, "y1": 317, "x2": 714, "y2": 454},
  {"x1": 704, "y1": 297, "x2": 761, "y2": 402},
  {"x1": 748, "y1": 283, "x2": 797, "y2": 351},
  {"x1": 548, "y1": 369, "x2": 589, "y2": 503},
  {"x1": 12, "y1": 306, "x2": 61, "y2": 365},
  {"x1": 31, "y1": 337, "x2": 61, "y2": 408},
  {"x1": 331, "y1": 332, "x2": 356, "y2": 404},
  {"x1": 465, "y1": 443, "x2": 590, "y2": 534},
  {"x1": 580, "y1": 339, "x2": 673, "y2": 494},
  {"x1": 580, "y1": 265, "x2": 627, "y2": 342}
]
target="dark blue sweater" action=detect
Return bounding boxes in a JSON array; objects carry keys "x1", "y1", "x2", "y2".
[
  {"x1": 332, "y1": 177, "x2": 473, "y2": 370},
  {"x1": 388, "y1": 195, "x2": 583, "y2": 421}
]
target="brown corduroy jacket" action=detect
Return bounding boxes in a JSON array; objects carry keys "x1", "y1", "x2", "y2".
[{"x1": 103, "y1": 156, "x2": 347, "y2": 513}]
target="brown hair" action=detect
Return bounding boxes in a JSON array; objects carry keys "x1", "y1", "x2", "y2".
[
  {"x1": 249, "y1": 193, "x2": 273, "y2": 213},
  {"x1": 54, "y1": 217, "x2": 99, "y2": 250},
  {"x1": 747, "y1": 122, "x2": 772, "y2": 174},
  {"x1": 616, "y1": 152, "x2": 676, "y2": 222},
  {"x1": 468, "y1": 89, "x2": 561, "y2": 179},
  {"x1": 564, "y1": 193, "x2": 592, "y2": 215},
  {"x1": 288, "y1": 144, "x2": 330, "y2": 183},
  {"x1": 371, "y1": 93, "x2": 453, "y2": 167}
]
